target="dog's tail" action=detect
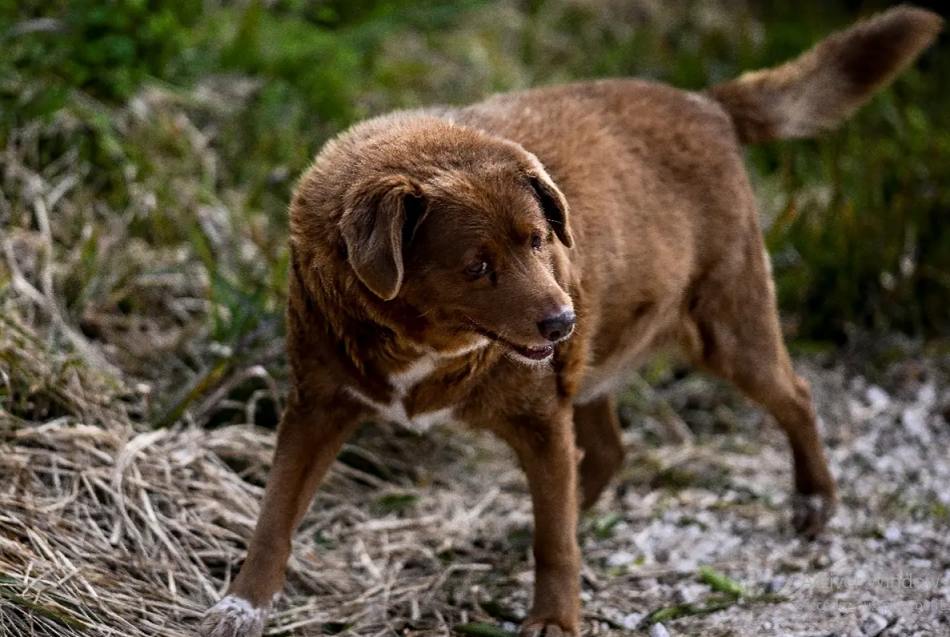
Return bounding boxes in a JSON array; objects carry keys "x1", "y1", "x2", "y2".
[{"x1": 707, "y1": 5, "x2": 942, "y2": 144}]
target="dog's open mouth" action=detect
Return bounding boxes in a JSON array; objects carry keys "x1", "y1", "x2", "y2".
[
  {"x1": 510, "y1": 343, "x2": 554, "y2": 360},
  {"x1": 464, "y1": 321, "x2": 557, "y2": 362}
]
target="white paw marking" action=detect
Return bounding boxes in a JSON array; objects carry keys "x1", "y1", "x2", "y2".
[{"x1": 200, "y1": 595, "x2": 265, "y2": 637}]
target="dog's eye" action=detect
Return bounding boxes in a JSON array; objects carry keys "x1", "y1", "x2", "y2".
[
  {"x1": 530, "y1": 232, "x2": 543, "y2": 250},
  {"x1": 465, "y1": 260, "x2": 489, "y2": 278}
]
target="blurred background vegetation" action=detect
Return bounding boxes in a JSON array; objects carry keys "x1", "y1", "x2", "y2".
[{"x1": 1, "y1": 0, "x2": 947, "y2": 425}]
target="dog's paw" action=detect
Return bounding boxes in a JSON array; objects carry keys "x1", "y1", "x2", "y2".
[
  {"x1": 520, "y1": 618, "x2": 578, "y2": 637},
  {"x1": 791, "y1": 492, "x2": 836, "y2": 539},
  {"x1": 199, "y1": 595, "x2": 267, "y2": 637}
]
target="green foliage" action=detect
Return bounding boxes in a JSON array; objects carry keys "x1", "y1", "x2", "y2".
[
  {"x1": 0, "y1": 0, "x2": 202, "y2": 121},
  {"x1": 698, "y1": 566, "x2": 745, "y2": 597},
  {"x1": 454, "y1": 622, "x2": 517, "y2": 637},
  {"x1": 374, "y1": 491, "x2": 419, "y2": 514}
]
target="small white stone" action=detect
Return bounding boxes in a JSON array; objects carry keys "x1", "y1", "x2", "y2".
[
  {"x1": 860, "y1": 613, "x2": 889, "y2": 636},
  {"x1": 649, "y1": 622, "x2": 671, "y2": 637},
  {"x1": 606, "y1": 550, "x2": 636, "y2": 567},
  {"x1": 883, "y1": 525, "x2": 902, "y2": 543},
  {"x1": 765, "y1": 576, "x2": 785, "y2": 594},
  {"x1": 902, "y1": 405, "x2": 931, "y2": 443},
  {"x1": 865, "y1": 385, "x2": 890, "y2": 413},
  {"x1": 621, "y1": 612, "x2": 643, "y2": 630}
]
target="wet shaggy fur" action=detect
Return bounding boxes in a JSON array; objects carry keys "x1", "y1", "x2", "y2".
[{"x1": 201, "y1": 6, "x2": 941, "y2": 637}]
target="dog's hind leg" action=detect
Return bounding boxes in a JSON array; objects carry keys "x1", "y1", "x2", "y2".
[
  {"x1": 687, "y1": 240, "x2": 836, "y2": 538},
  {"x1": 574, "y1": 395, "x2": 624, "y2": 509},
  {"x1": 200, "y1": 395, "x2": 361, "y2": 637}
]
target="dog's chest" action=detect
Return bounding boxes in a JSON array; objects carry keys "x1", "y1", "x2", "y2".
[{"x1": 344, "y1": 355, "x2": 460, "y2": 432}]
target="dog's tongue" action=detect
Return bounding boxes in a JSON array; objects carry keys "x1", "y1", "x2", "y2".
[{"x1": 517, "y1": 344, "x2": 554, "y2": 360}]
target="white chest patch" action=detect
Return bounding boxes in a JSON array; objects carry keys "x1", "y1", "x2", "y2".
[
  {"x1": 345, "y1": 338, "x2": 488, "y2": 433},
  {"x1": 345, "y1": 386, "x2": 456, "y2": 433}
]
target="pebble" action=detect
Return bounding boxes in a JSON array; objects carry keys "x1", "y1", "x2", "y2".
[
  {"x1": 649, "y1": 623, "x2": 671, "y2": 637},
  {"x1": 765, "y1": 576, "x2": 786, "y2": 594},
  {"x1": 866, "y1": 385, "x2": 891, "y2": 414},
  {"x1": 673, "y1": 583, "x2": 706, "y2": 604},
  {"x1": 606, "y1": 550, "x2": 636, "y2": 567},
  {"x1": 860, "y1": 612, "x2": 889, "y2": 636},
  {"x1": 883, "y1": 525, "x2": 902, "y2": 543},
  {"x1": 621, "y1": 612, "x2": 643, "y2": 630}
]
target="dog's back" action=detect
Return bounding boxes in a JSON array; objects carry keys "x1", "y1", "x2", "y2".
[{"x1": 449, "y1": 80, "x2": 747, "y2": 382}]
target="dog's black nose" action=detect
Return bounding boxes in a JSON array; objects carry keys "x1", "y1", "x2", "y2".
[{"x1": 537, "y1": 310, "x2": 576, "y2": 342}]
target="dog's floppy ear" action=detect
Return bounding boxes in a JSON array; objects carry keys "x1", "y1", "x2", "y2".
[
  {"x1": 340, "y1": 175, "x2": 426, "y2": 301},
  {"x1": 523, "y1": 154, "x2": 573, "y2": 248}
]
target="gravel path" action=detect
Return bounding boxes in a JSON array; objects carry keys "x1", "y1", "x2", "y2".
[{"x1": 254, "y1": 350, "x2": 950, "y2": 636}]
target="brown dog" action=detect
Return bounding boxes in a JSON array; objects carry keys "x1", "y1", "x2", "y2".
[{"x1": 201, "y1": 7, "x2": 941, "y2": 636}]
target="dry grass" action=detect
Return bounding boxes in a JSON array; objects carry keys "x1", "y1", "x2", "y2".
[
  {"x1": 0, "y1": 313, "x2": 535, "y2": 636},
  {"x1": 0, "y1": 313, "x2": 508, "y2": 636}
]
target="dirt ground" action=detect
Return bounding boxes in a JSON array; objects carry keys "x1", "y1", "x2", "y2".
[{"x1": 2, "y1": 339, "x2": 948, "y2": 637}]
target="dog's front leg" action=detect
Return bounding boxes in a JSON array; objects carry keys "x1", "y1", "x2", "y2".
[
  {"x1": 200, "y1": 394, "x2": 361, "y2": 637},
  {"x1": 497, "y1": 408, "x2": 581, "y2": 637}
]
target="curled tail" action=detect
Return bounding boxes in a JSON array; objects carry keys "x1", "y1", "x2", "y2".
[{"x1": 707, "y1": 5, "x2": 942, "y2": 144}]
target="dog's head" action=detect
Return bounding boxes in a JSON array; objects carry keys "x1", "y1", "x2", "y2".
[{"x1": 337, "y1": 126, "x2": 575, "y2": 364}]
